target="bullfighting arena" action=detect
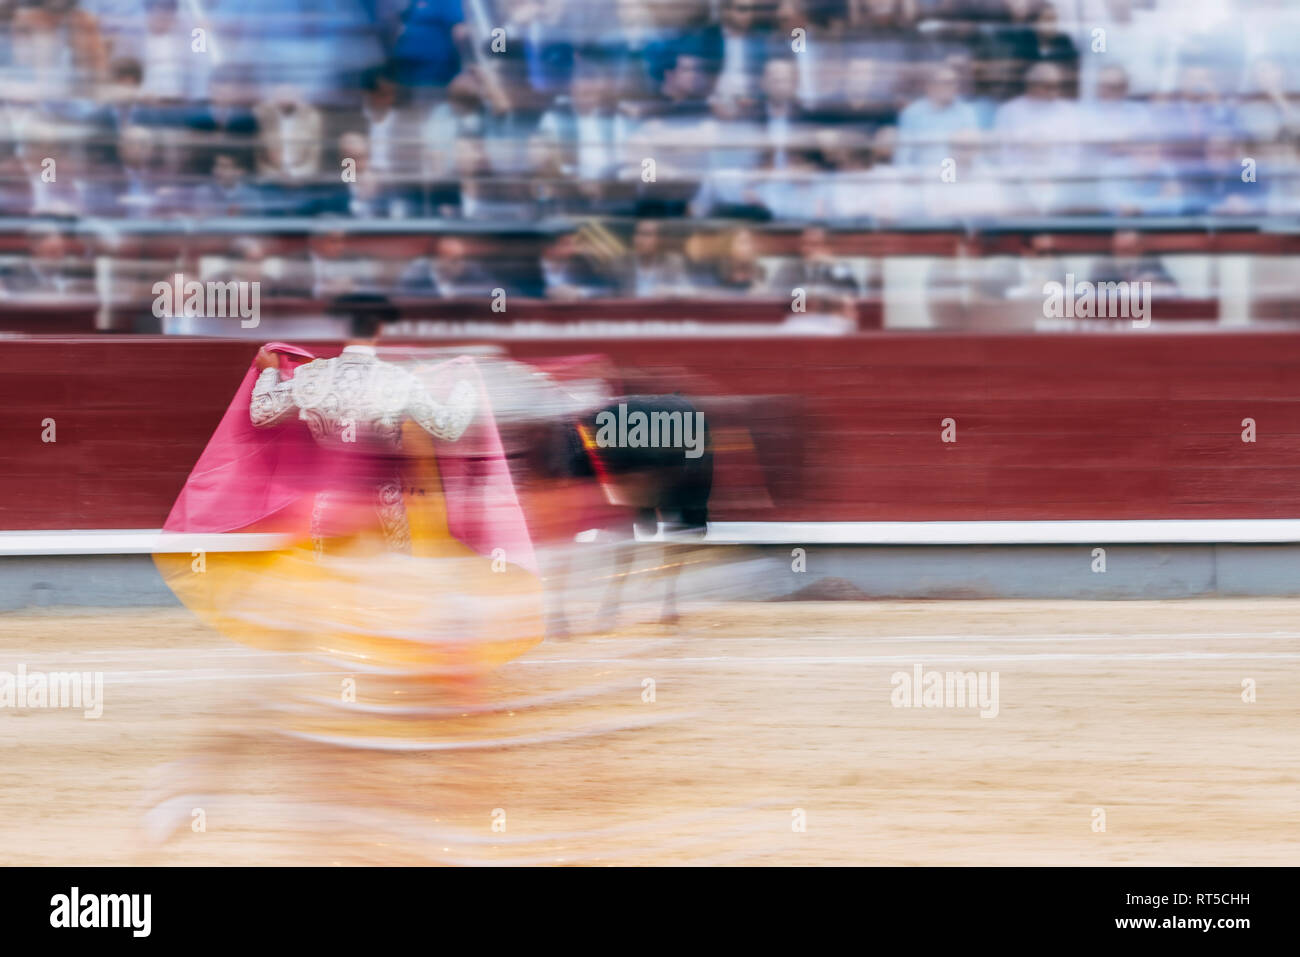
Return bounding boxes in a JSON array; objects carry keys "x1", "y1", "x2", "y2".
[{"x1": 2, "y1": 598, "x2": 1297, "y2": 866}]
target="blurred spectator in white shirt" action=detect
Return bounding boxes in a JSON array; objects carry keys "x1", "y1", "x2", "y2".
[
  {"x1": 1074, "y1": 65, "x2": 1149, "y2": 159},
  {"x1": 255, "y1": 87, "x2": 324, "y2": 181},
  {"x1": 618, "y1": 219, "x2": 692, "y2": 297},
  {"x1": 538, "y1": 69, "x2": 631, "y2": 181},
  {"x1": 132, "y1": 0, "x2": 210, "y2": 102},
  {"x1": 993, "y1": 63, "x2": 1079, "y2": 170},
  {"x1": 919, "y1": 129, "x2": 1019, "y2": 220},
  {"x1": 898, "y1": 65, "x2": 981, "y2": 169}
]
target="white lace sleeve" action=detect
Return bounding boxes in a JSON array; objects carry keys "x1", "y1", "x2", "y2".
[
  {"x1": 249, "y1": 367, "x2": 296, "y2": 428},
  {"x1": 408, "y1": 378, "x2": 477, "y2": 441}
]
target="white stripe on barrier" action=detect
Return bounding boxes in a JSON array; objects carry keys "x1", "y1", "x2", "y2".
[
  {"x1": 5, "y1": 518, "x2": 1300, "y2": 556},
  {"x1": 0, "y1": 530, "x2": 293, "y2": 556},
  {"x1": 644, "y1": 519, "x2": 1300, "y2": 545}
]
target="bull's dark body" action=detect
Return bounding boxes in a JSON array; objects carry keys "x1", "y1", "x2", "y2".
[
  {"x1": 538, "y1": 394, "x2": 713, "y2": 636},
  {"x1": 582, "y1": 395, "x2": 713, "y2": 537}
]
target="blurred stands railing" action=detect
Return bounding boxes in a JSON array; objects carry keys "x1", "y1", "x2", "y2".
[{"x1": 3, "y1": 215, "x2": 1300, "y2": 333}]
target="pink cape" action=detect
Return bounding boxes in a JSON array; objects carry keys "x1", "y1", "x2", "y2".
[{"x1": 160, "y1": 343, "x2": 538, "y2": 575}]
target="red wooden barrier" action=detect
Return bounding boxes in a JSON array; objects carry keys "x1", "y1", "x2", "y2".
[{"x1": 2, "y1": 331, "x2": 1299, "y2": 529}]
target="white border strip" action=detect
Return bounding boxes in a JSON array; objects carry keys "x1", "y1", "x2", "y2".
[
  {"x1": 5, "y1": 519, "x2": 1300, "y2": 556},
  {"x1": 0, "y1": 530, "x2": 293, "y2": 556},
  {"x1": 649, "y1": 520, "x2": 1300, "y2": 545}
]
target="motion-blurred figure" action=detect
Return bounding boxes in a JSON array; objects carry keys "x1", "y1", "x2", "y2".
[{"x1": 155, "y1": 323, "x2": 545, "y2": 683}]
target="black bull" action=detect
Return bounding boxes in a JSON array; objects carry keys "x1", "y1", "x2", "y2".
[
  {"x1": 532, "y1": 395, "x2": 714, "y2": 634},
  {"x1": 580, "y1": 394, "x2": 713, "y2": 536}
]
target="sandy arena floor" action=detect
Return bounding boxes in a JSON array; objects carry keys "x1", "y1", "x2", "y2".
[{"x1": 1, "y1": 599, "x2": 1297, "y2": 865}]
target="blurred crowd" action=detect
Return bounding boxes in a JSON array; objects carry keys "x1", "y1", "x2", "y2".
[{"x1": 1, "y1": 0, "x2": 1298, "y2": 308}]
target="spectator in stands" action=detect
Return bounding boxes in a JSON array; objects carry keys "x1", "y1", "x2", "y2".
[
  {"x1": 80, "y1": 0, "x2": 149, "y2": 55},
  {"x1": 192, "y1": 151, "x2": 263, "y2": 217},
  {"x1": 992, "y1": 62, "x2": 1077, "y2": 166},
  {"x1": 754, "y1": 153, "x2": 826, "y2": 220},
  {"x1": 810, "y1": 128, "x2": 874, "y2": 221},
  {"x1": 1077, "y1": 0, "x2": 1173, "y2": 100},
  {"x1": 919, "y1": 128, "x2": 1017, "y2": 219},
  {"x1": 201, "y1": 236, "x2": 269, "y2": 288},
  {"x1": 636, "y1": 85, "x2": 763, "y2": 196},
  {"x1": 0, "y1": 223, "x2": 94, "y2": 297},
  {"x1": 350, "y1": 66, "x2": 424, "y2": 179},
  {"x1": 650, "y1": 50, "x2": 716, "y2": 120},
  {"x1": 540, "y1": 230, "x2": 618, "y2": 300},
  {"x1": 92, "y1": 57, "x2": 148, "y2": 141},
  {"x1": 757, "y1": 58, "x2": 816, "y2": 172},
  {"x1": 689, "y1": 163, "x2": 765, "y2": 218},
  {"x1": 976, "y1": 0, "x2": 1063, "y2": 72},
  {"x1": 846, "y1": 0, "x2": 915, "y2": 33},
  {"x1": 101, "y1": 123, "x2": 183, "y2": 218},
  {"x1": 15, "y1": 122, "x2": 87, "y2": 218},
  {"x1": 991, "y1": 62, "x2": 1086, "y2": 213},
  {"x1": 897, "y1": 65, "x2": 981, "y2": 169},
  {"x1": 131, "y1": 0, "x2": 210, "y2": 102},
  {"x1": 1183, "y1": 134, "x2": 1267, "y2": 216},
  {"x1": 211, "y1": 0, "x2": 385, "y2": 103},
  {"x1": 861, "y1": 124, "x2": 924, "y2": 221},
  {"x1": 441, "y1": 136, "x2": 535, "y2": 221},
  {"x1": 254, "y1": 86, "x2": 324, "y2": 182},
  {"x1": 697, "y1": 227, "x2": 769, "y2": 295},
  {"x1": 688, "y1": 60, "x2": 810, "y2": 214},
  {"x1": 1155, "y1": 65, "x2": 1239, "y2": 156},
  {"x1": 0, "y1": 150, "x2": 33, "y2": 217},
  {"x1": 424, "y1": 71, "x2": 496, "y2": 180},
  {"x1": 497, "y1": 0, "x2": 577, "y2": 106},
  {"x1": 617, "y1": 218, "x2": 691, "y2": 297},
  {"x1": 705, "y1": 89, "x2": 769, "y2": 174},
  {"x1": 1075, "y1": 65, "x2": 1148, "y2": 160},
  {"x1": 317, "y1": 131, "x2": 422, "y2": 219},
  {"x1": 766, "y1": 224, "x2": 860, "y2": 298},
  {"x1": 521, "y1": 131, "x2": 577, "y2": 216},
  {"x1": 839, "y1": 0, "x2": 921, "y2": 113},
  {"x1": 801, "y1": 124, "x2": 917, "y2": 223},
  {"x1": 773, "y1": 0, "x2": 831, "y2": 110},
  {"x1": 537, "y1": 65, "x2": 631, "y2": 182},
  {"x1": 399, "y1": 235, "x2": 502, "y2": 299},
  {"x1": 85, "y1": 52, "x2": 199, "y2": 143},
  {"x1": 390, "y1": 0, "x2": 467, "y2": 91},
  {"x1": 1029, "y1": 3, "x2": 1079, "y2": 75},
  {"x1": 709, "y1": 0, "x2": 772, "y2": 108},
  {"x1": 303, "y1": 227, "x2": 382, "y2": 299},
  {"x1": 1162, "y1": 0, "x2": 1248, "y2": 112},
  {"x1": 187, "y1": 63, "x2": 261, "y2": 176},
  {"x1": 944, "y1": 51, "x2": 998, "y2": 130},
  {"x1": 1100, "y1": 140, "x2": 1187, "y2": 217},
  {"x1": 5, "y1": 1, "x2": 106, "y2": 99},
  {"x1": 810, "y1": 53, "x2": 901, "y2": 129},
  {"x1": 1088, "y1": 229, "x2": 1178, "y2": 293}
]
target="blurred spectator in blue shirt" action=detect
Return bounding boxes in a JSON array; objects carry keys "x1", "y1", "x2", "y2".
[
  {"x1": 1183, "y1": 134, "x2": 1267, "y2": 216},
  {"x1": 392, "y1": 0, "x2": 467, "y2": 89}
]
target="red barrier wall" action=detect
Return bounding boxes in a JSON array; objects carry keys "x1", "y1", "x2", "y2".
[{"x1": 3, "y1": 331, "x2": 1300, "y2": 529}]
